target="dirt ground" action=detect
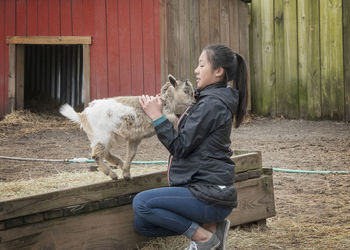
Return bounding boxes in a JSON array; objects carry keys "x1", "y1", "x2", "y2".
[{"x1": 0, "y1": 111, "x2": 349, "y2": 249}]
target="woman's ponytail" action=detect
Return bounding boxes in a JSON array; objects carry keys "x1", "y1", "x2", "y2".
[{"x1": 233, "y1": 53, "x2": 248, "y2": 128}]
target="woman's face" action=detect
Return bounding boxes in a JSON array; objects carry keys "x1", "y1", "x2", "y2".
[{"x1": 194, "y1": 51, "x2": 223, "y2": 89}]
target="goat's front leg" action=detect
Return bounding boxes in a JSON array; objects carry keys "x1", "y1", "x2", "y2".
[
  {"x1": 92, "y1": 143, "x2": 118, "y2": 180},
  {"x1": 123, "y1": 139, "x2": 141, "y2": 180}
]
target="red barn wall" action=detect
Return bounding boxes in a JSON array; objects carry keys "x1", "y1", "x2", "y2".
[{"x1": 0, "y1": 0, "x2": 161, "y2": 117}]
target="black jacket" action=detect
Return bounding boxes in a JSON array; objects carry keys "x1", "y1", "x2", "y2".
[{"x1": 155, "y1": 82, "x2": 239, "y2": 208}]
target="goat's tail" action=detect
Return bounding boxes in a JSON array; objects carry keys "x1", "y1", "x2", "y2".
[{"x1": 59, "y1": 104, "x2": 81, "y2": 124}]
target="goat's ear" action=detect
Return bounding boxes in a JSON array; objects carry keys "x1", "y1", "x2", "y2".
[
  {"x1": 185, "y1": 80, "x2": 193, "y2": 88},
  {"x1": 168, "y1": 74, "x2": 177, "y2": 88}
]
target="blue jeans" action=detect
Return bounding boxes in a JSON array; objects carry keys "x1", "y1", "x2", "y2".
[{"x1": 132, "y1": 187, "x2": 232, "y2": 239}]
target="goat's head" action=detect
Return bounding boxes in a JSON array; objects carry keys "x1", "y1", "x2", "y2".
[{"x1": 161, "y1": 74, "x2": 195, "y2": 115}]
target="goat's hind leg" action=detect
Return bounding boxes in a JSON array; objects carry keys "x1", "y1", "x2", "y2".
[
  {"x1": 123, "y1": 139, "x2": 141, "y2": 180},
  {"x1": 105, "y1": 151, "x2": 124, "y2": 170},
  {"x1": 92, "y1": 143, "x2": 118, "y2": 180}
]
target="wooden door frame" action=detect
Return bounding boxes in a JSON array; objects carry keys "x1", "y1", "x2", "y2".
[{"x1": 5, "y1": 36, "x2": 91, "y2": 112}]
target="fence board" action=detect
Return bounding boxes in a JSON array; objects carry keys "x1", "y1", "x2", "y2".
[
  {"x1": 209, "y1": 0, "x2": 220, "y2": 44},
  {"x1": 260, "y1": 0, "x2": 275, "y2": 115},
  {"x1": 229, "y1": 0, "x2": 239, "y2": 52},
  {"x1": 179, "y1": 0, "x2": 191, "y2": 80},
  {"x1": 251, "y1": 0, "x2": 263, "y2": 114},
  {"x1": 166, "y1": 0, "x2": 180, "y2": 77},
  {"x1": 298, "y1": 0, "x2": 321, "y2": 119},
  {"x1": 344, "y1": 0, "x2": 350, "y2": 121},
  {"x1": 276, "y1": 0, "x2": 299, "y2": 118},
  {"x1": 189, "y1": 0, "x2": 200, "y2": 85},
  {"x1": 320, "y1": 0, "x2": 344, "y2": 120},
  {"x1": 199, "y1": 0, "x2": 209, "y2": 50},
  {"x1": 220, "y1": 0, "x2": 230, "y2": 46}
]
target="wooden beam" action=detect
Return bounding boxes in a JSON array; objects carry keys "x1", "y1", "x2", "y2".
[
  {"x1": 228, "y1": 174, "x2": 275, "y2": 226},
  {"x1": 82, "y1": 44, "x2": 90, "y2": 106},
  {"x1": 6, "y1": 36, "x2": 92, "y2": 45},
  {"x1": 0, "y1": 174, "x2": 274, "y2": 250},
  {"x1": 8, "y1": 45, "x2": 16, "y2": 112},
  {"x1": 15, "y1": 45, "x2": 24, "y2": 109}
]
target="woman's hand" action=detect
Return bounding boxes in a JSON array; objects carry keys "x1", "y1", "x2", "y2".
[{"x1": 138, "y1": 95, "x2": 163, "y2": 120}]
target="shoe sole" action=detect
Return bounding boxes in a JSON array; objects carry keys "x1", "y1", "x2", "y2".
[{"x1": 220, "y1": 219, "x2": 231, "y2": 250}]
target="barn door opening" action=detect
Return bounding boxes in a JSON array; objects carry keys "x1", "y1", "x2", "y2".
[
  {"x1": 6, "y1": 36, "x2": 91, "y2": 113},
  {"x1": 24, "y1": 45, "x2": 84, "y2": 111}
]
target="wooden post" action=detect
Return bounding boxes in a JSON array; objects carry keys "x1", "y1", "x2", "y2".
[
  {"x1": 275, "y1": 0, "x2": 299, "y2": 118},
  {"x1": 260, "y1": 0, "x2": 275, "y2": 116},
  {"x1": 82, "y1": 44, "x2": 90, "y2": 106},
  {"x1": 320, "y1": 0, "x2": 344, "y2": 120},
  {"x1": 344, "y1": 0, "x2": 350, "y2": 121},
  {"x1": 8, "y1": 44, "x2": 16, "y2": 112},
  {"x1": 298, "y1": 0, "x2": 321, "y2": 120},
  {"x1": 15, "y1": 45, "x2": 24, "y2": 109},
  {"x1": 250, "y1": 0, "x2": 263, "y2": 114}
]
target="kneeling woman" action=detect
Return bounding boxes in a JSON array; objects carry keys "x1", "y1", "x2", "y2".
[{"x1": 134, "y1": 44, "x2": 248, "y2": 250}]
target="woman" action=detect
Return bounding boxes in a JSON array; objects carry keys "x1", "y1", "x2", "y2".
[{"x1": 134, "y1": 44, "x2": 248, "y2": 250}]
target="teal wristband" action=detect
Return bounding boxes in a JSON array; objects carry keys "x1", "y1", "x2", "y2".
[{"x1": 152, "y1": 115, "x2": 167, "y2": 127}]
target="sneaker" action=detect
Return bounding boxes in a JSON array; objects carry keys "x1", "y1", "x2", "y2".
[
  {"x1": 184, "y1": 233, "x2": 220, "y2": 250},
  {"x1": 215, "y1": 219, "x2": 231, "y2": 250}
]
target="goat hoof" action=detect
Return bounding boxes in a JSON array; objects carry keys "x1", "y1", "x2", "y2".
[
  {"x1": 109, "y1": 172, "x2": 118, "y2": 180},
  {"x1": 123, "y1": 175, "x2": 131, "y2": 181}
]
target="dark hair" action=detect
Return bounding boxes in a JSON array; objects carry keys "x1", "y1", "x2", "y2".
[{"x1": 204, "y1": 44, "x2": 248, "y2": 128}]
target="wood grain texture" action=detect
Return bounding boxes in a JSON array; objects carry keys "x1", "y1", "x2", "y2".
[{"x1": 0, "y1": 173, "x2": 274, "y2": 250}]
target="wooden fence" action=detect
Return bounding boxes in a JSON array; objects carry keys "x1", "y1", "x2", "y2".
[
  {"x1": 250, "y1": 0, "x2": 350, "y2": 121},
  {"x1": 160, "y1": 0, "x2": 250, "y2": 104}
]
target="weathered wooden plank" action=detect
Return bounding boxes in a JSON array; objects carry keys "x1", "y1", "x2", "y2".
[
  {"x1": 344, "y1": 0, "x2": 350, "y2": 121},
  {"x1": 0, "y1": 172, "x2": 168, "y2": 221},
  {"x1": 178, "y1": 0, "x2": 191, "y2": 80},
  {"x1": 0, "y1": 174, "x2": 274, "y2": 250},
  {"x1": 238, "y1": 0, "x2": 251, "y2": 111},
  {"x1": 250, "y1": 0, "x2": 263, "y2": 114},
  {"x1": 228, "y1": 174, "x2": 275, "y2": 226},
  {"x1": 320, "y1": 0, "x2": 344, "y2": 120},
  {"x1": 189, "y1": 0, "x2": 200, "y2": 85},
  {"x1": 220, "y1": 0, "x2": 230, "y2": 46},
  {"x1": 229, "y1": 0, "x2": 239, "y2": 52},
  {"x1": 260, "y1": 0, "x2": 275, "y2": 116},
  {"x1": 233, "y1": 152, "x2": 262, "y2": 173},
  {"x1": 0, "y1": 205, "x2": 147, "y2": 250},
  {"x1": 6, "y1": 36, "x2": 92, "y2": 45},
  {"x1": 82, "y1": 44, "x2": 90, "y2": 106},
  {"x1": 15, "y1": 45, "x2": 24, "y2": 110},
  {"x1": 199, "y1": 0, "x2": 209, "y2": 49},
  {"x1": 276, "y1": 0, "x2": 299, "y2": 118},
  {"x1": 208, "y1": 0, "x2": 220, "y2": 44},
  {"x1": 167, "y1": 0, "x2": 180, "y2": 77},
  {"x1": 7, "y1": 45, "x2": 15, "y2": 113},
  {"x1": 0, "y1": 152, "x2": 261, "y2": 221},
  {"x1": 298, "y1": 0, "x2": 321, "y2": 119}
]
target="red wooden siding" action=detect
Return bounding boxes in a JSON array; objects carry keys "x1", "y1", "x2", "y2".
[{"x1": 0, "y1": 0, "x2": 161, "y2": 117}]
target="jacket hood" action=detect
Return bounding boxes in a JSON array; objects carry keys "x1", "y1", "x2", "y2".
[{"x1": 196, "y1": 82, "x2": 239, "y2": 115}]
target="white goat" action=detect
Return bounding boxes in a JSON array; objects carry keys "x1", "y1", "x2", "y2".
[{"x1": 60, "y1": 75, "x2": 194, "y2": 180}]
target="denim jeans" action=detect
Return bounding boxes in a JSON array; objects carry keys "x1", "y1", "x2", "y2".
[{"x1": 132, "y1": 187, "x2": 232, "y2": 239}]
